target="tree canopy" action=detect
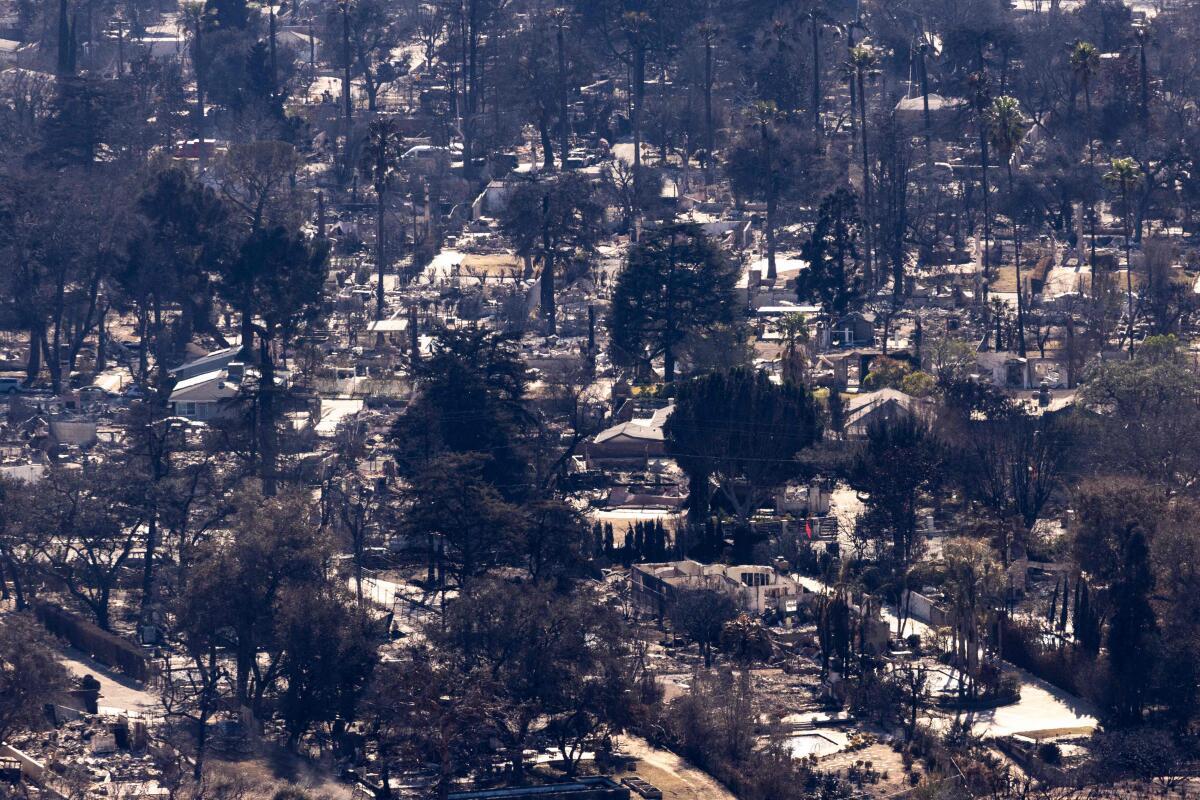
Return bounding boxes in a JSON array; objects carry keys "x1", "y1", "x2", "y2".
[{"x1": 610, "y1": 224, "x2": 740, "y2": 383}]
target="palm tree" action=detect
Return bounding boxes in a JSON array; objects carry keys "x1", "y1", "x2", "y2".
[
  {"x1": 266, "y1": 0, "x2": 278, "y2": 88},
  {"x1": 1104, "y1": 156, "x2": 1142, "y2": 358},
  {"x1": 1069, "y1": 41, "x2": 1099, "y2": 117},
  {"x1": 1070, "y1": 41, "x2": 1100, "y2": 285},
  {"x1": 986, "y1": 95, "x2": 1030, "y2": 354},
  {"x1": 359, "y1": 119, "x2": 405, "y2": 320},
  {"x1": 845, "y1": 42, "x2": 880, "y2": 292},
  {"x1": 986, "y1": 97, "x2": 1026, "y2": 194},
  {"x1": 756, "y1": 15, "x2": 799, "y2": 106}
]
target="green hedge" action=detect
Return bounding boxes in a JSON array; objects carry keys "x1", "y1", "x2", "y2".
[{"x1": 32, "y1": 602, "x2": 153, "y2": 683}]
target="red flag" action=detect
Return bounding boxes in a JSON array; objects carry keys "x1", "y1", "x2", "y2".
[{"x1": 805, "y1": 518, "x2": 813, "y2": 539}]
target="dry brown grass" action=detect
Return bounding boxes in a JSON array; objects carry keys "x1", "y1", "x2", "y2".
[{"x1": 197, "y1": 749, "x2": 356, "y2": 800}]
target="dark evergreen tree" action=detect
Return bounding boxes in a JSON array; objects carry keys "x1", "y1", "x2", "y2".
[
  {"x1": 666, "y1": 368, "x2": 821, "y2": 561},
  {"x1": 610, "y1": 224, "x2": 739, "y2": 383},
  {"x1": 1059, "y1": 575, "x2": 1071, "y2": 632},
  {"x1": 391, "y1": 327, "x2": 533, "y2": 501},
  {"x1": 848, "y1": 417, "x2": 943, "y2": 582},
  {"x1": 1075, "y1": 578, "x2": 1102, "y2": 656},
  {"x1": 56, "y1": 0, "x2": 73, "y2": 76},
  {"x1": 216, "y1": 227, "x2": 328, "y2": 495},
  {"x1": 1104, "y1": 527, "x2": 1158, "y2": 726},
  {"x1": 797, "y1": 188, "x2": 864, "y2": 315},
  {"x1": 670, "y1": 588, "x2": 738, "y2": 668},
  {"x1": 38, "y1": 78, "x2": 126, "y2": 168}
]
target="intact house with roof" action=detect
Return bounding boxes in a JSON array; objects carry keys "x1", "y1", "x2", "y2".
[
  {"x1": 169, "y1": 345, "x2": 240, "y2": 382},
  {"x1": 168, "y1": 369, "x2": 240, "y2": 421},
  {"x1": 842, "y1": 388, "x2": 936, "y2": 438},
  {"x1": 631, "y1": 559, "x2": 813, "y2": 620},
  {"x1": 584, "y1": 404, "x2": 672, "y2": 468},
  {"x1": 166, "y1": 346, "x2": 244, "y2": 421}
]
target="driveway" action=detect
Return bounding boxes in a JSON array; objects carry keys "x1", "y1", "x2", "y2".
[{"x1": 617, "y1": 735, "x2": 736, "y2": 800}]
